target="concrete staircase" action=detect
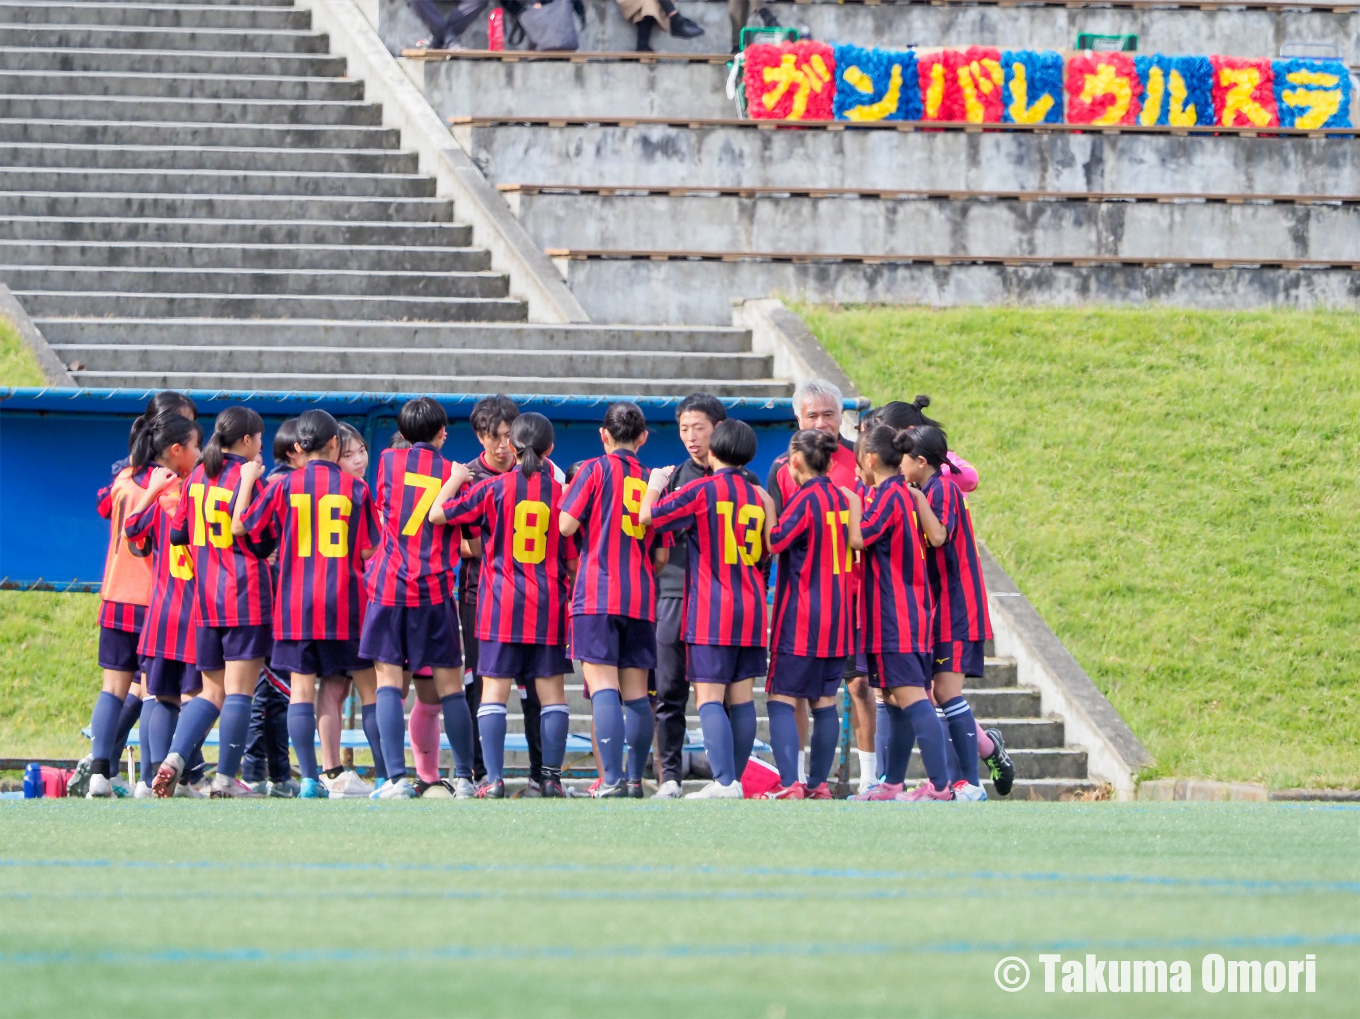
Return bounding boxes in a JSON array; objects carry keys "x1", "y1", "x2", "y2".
[{"x1": 0, "y1": 0, "x2": 789, "y2": 395}]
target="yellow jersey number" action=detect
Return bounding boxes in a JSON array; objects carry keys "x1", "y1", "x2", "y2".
[
  {"x1": 401, "y1": 473, "x2": 443, "y2": 536},
  {"x1": 512, "y1": 500, "x2": 550, "y2": 564},
  {"x1": 824, "y1": 510, "x2": 854, "y2": 575},
  {"x1": 715, "y1": 500, "x2": 764, "y2": 566},
  {"x1": 188, "y1": 482, "x2": 234, "y2": 550},
  {"x1": 620, "y1": 476, "x2": 647, "y2": 539},
  {"x1": 290, "y1": 493, "x2": 352, "y2": 558}
]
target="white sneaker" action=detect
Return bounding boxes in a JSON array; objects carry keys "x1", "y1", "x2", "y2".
[
  {"x1": 109, "y1": 775, "x2": 133, "y2": 798},
  {"x1": 174, "y1": 778, "x2": 208, "y2": 799},
  {"x1": 376, "y1": 776, "x2": 415, "y2": 800},
  {"x1": 86, "y1": 773, "x2": 114, "y2": 799},
  {"x1": 210, "y1": 774, "x2": 264, "y2": 799},
  {"x1": 653, "y1": 779, "x2": 684, "y2": 799},
  {"x1": 134, "y1": 781, "x2": 154, "y2": 799},
  {"x1": 684, "y1": 780, "x2": 743, "y2": 799},
  {"x1": 324, "y1": 770, "x2": 374, "y2": 799},
  {"x1": 952, "y1": 781, "x2": 988, "y2": 802},
  {"x1": 453, "y1": 777, "x2": 477, "y2": 799}
]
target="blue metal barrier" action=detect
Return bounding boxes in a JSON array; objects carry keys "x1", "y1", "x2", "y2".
[{"x1": 0, "y1": 387, "x2": 851, "y2": 589}]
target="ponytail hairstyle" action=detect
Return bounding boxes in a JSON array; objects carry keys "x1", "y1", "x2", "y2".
[
  {"x1": 294, "y1": 409, "x2": 340, "y2": 457},
  {"x1": 510, "y1": 412, "x2": 554, "y2": 477},
  {"x1": 901, "y1": 424, "x2": 950, "y2": 470},
  {"x1": 139, "y1": 414, "x2": 202, "y2": 468},
  {"x1": 787, "y1": 428, "x2": 838, "y2": 476},
  {"x1": 875, "y1": 395, "x2": 941, "y2": 432},
  {"x1": 388, "y1": 429, "x2": 412, "y2": 451},
  {"x1": 201, "y1": 406, "x2": 264, "y2": 480},
  {"x1": 272, "y1": 417, "x2": 300, "y2": 466},
  {"x1": 602, "y1": 401, "x2": 647, "y2": 445},
  {"x1": 857, "y1": 424, "x2": 910, "y2": 471},
  {"x1": 127, "y1": 391, "x2": 198, "y2": 463}
]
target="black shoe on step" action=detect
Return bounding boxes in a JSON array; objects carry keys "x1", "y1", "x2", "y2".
[
  {"x1": 669, "y1": 13, "x2": 705, "y2": 38},
  {"x1": 755, "y1": 8, "x2": 780, "y2": 27}
]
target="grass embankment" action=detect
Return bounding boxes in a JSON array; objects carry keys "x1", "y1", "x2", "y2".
[
  {"x1": 801, "y1": 306, "x2": 1360, "y2": 789},
  {"x1": 0, "y1": 314, "x2": 45, "y2": 387}
]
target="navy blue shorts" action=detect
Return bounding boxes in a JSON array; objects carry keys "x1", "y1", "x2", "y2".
[
  {"x1": 685, "y1": 643, "x2": 767, "y2": 685},
  {"x1": 932, "y1": 639, "x2": 986, "y2": 678},
  {"x1": 141, "y1": 656, "x2": 201, "y2": 698},
  {"x1": 359, "y1": 599, "x2": 463, "y2": 671},
  {"x1": 572, "y1": 613, "x2": 657, "y2": 670},
  {"x1": 767, "y1": 651, "x2": 845, "y2": 700},
  {"x1": 479, "y1": 640, "x2": 570, "y2": 684},
  {"x1": 868, "y1": 650, "x2": 934, "y2": 690},
  {"x1": 271, "y1": 638, "x2": 370, "y2": 678},
  {"x1": 195, "y1": 623, "x2": 272, "y2": 671},
  {"x1": 98, "y1": 626, "x2": 141, "y2": 673}
]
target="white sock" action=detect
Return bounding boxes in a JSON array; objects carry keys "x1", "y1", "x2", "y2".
[
  {"x1": 796, "y1": 750, "x2": 807, "y2": 785},
  {"x1": 856, "y1": 750, "x2": 877, "y2": 789}
]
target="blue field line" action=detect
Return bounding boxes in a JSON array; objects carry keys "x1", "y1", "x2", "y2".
[
  {"x1": 1, "y1": 932, "x2": 1356, "y2": 968},
  {"x1": 0, "y1": 857, "x2": 1355, "y2": 895}
]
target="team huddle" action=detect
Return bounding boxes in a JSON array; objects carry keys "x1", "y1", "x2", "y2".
[{"x1": 80, "y1": 383, "x2": 1016, "y2": 802}]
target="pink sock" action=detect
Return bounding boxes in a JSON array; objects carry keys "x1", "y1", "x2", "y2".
[
  {"x1": 409, "y1": 699, "x2": 443, "y2": 784},
  {"x1": 976, "y1": 728, "x2": 995, "y2": 759}
]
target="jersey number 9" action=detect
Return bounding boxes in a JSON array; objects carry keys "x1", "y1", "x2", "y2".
[{"x1": 620, "y1": 476, "x2": 647, "y2": 539}]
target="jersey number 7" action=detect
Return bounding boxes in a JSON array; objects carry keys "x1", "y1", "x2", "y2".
[{"x1": 401, "y1": 473, "x2": 443, "y2": 536}]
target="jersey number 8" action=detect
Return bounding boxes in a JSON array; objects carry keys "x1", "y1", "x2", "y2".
[{"x1": 512, "y1": 500, "x2": 550, "y2": 565}]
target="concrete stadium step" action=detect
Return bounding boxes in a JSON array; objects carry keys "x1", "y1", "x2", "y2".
[
  {"x1": 0, "y1": 217, "x2": 470, "y2": 246},
  {"x1": 455, "y1": 122, "x2": 1359, "y2": 197},
  {"x1": 508, "y1": 189, "x2": 1360, "y2": 263},
  {"x1": 0, "y1": 46, "x2": 347, "y2": 77},
  {"x1": 0, "y1": 119, "x2": 400, "y2": 149},
  {"x1": 0, "y1": 2, "x2": 311, "y2": 30},
  {"x1": 0, "y1": 25, "x2": 330, "y2": 52},
  {"x1": 0, "y1": 192, "x2": 452, "y2": 221},
  {"x1": 54, "y1": 344, "x2": 776, "y2": 381},
  {"x1": 0, "y1": 143, "x2": 418, "y2": 174},
  {"x1": 69, "y1": 369, "x2": 790, "y2": 397},
  {"x1": 0, "y1": 70, "x2": 364, "y2": 101},
  {"x1": 0, "y1": 94, "x2": 383, "y2": 125},
  {"x1": 35, "y1": 318, "x2": 755, "y2": 353},
  {"x1": 1, "y1": 265, "x2": 511, "y2": 297},
  {"x1": 0, "y1": 241, "x2": 491, "y2": 272},
  {"x1": 0, "y1": 167, "x2": 433, "y2": 197},
  {"x1": 15, "y1": 290, "x2": 528, "y2": 321}
]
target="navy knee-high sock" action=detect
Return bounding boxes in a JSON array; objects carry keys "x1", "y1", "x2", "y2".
[
  {"x1": 215, "y1": 693, "x2": 253, "y2": 781},
  {"x1": 590, "y1": 689, "x2": 624, "y2": 785},
  {"x1": 286, "y1": 703, "x2": 318, "y2": 781},
  {"x1": 808, "y1": 705, "x2": 839, "y2": 789},
  {"x1": 147, "y1": 700, "x2": 178, "y2": 768},
  {"x1": 728, "y1": 701, "x2": 756, "y2": 781},
  {"x1": 941, "y1": 696, "x2": 980, "y2": 785},
  {"x1": 623, "y1": 697, "x2": 653, "y2": 782},
  {"x1": 375, "y1": 686, "x2": 408, "y2": 780},
  {"x1": 440, "y1": 692, "x2": 474, "y2": 780},
  {"x1": 360, "y1": 703, "x2": 386, "y2": 780},
  {"x1": 940, "y1": 709, "x2": 961, "y2": 785},
  {"x1": 874, "y1": 701, "x2": 890, "y2": 780},
  {"x1": 907, "y1": 699, "x2": 950, "y2": 792},
  {"x1": 766, "y1": 700, "x2": 799, "y2": 787},
  {"x1": 139, "y1": 697, "x2": 157, "y2": 782},
  {"x1": 168, "y1": 697, "x2": 219, "y2": 760},
  {"x1": 89, "y1": 691, "x2": 124, "y2": 776},
  {"x1": 883, "y1": 703, "x2": 915, "y2": 785},
  {"x1": 110, "y1": 693, "x2": 141, "y2": 779},
  {"x1": 540, "y1": 703, "x2": 568, "y2": 775},
  {"x1": 477, "y1": 703, "x2": 507, "y2": 783},
  {"x1": 697, "y1": 701, "x2": 735, "y2": 786}
]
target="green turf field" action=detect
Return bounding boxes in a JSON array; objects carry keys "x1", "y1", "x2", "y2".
[
  {"x1": 801, "y1": 306, "x2": 1360, "y2": 790},
  {"x1": 0, "y1": 801, "x2": 1355, "y2": 1018}
]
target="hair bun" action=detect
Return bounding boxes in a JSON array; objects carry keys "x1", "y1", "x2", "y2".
[{"x1": 912, "y1": 395, "x2": 931, "y2": 409}]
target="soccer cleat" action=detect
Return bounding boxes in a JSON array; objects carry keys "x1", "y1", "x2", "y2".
[
  {"x1": 375, "y1": 776, "x2": 415, "y2": 800},
  {"x1": 805, "y1": 782, "x2": 834, "y2": 800},
  {"x1": 896, "y1": 782, "x2": 955, "y2": 802},
  {"x1": 246, "y1": 779, "x2": 269, "y2": 796},
  {"x1": 174, "y1": 778, "x2": 208, "y2": 799},
  {"x1": 540, "y1": 775, "x2": 565, "y2": 798},
  {"x1": 86, "y1": 773, "x2": 114, "y2": 799},
  {"x1": 416, "y1": 779, "x2": 454, "y2": 799},
  {"x1": 134, "y1": 781, "x2": 153, "y2": 800},
  {"x1": 268, "y1": 778, "x2": 300, "y2": 798},
  {"x1": 69, "y1": 754, "x2": 93, "y2": 799},
  {"x1": 475, "y1": 778, "x2": 506, "y2": 799},
  {"x1": 684, "y1": 780, "x2": 743, "y2": 799},
  {"x1": 297, "y1": 778, "x2": 326, "y2": 799},
  {"x1": 518, "y1": 779, "x2": 543, "y2": 799},
  {"x1": 982, "y1": 727, "x2": 1015, "y2": 797},
  {"x1": 151, "y1": 753, "x2": 185, "y2": 799},
  {"x1": 653, "y1": 779, "x2": 684, "y2": 799},
  {"x1": 453, "y1": 777, "x2": 477, "y2": 799},
  {"x1": 585, "y1": 776, "x2": 603, "y2": 796},
  {"x1": 211, "y1": 774, "x2": 265, "y2": 799},
  {"x1": 763, "y1": 783, "x2": 806, "y2": 800},
  {"x1": 110, "y1": 775, "x2": 133, "y2": 798},
  {"x1": 593, "y1": 779, "x2": 629, "y2": 798},
  {"x1": 625, "y1": 779, "x2": 645, "y2": 799},
  {"x1": 850, "y1": 780, "x2": 904, "y2": 801},
  {"x1": 325, "y1": 770, "x2": 373, "y2": 799},
  {"x1": 952, "y1": 780, "x2": 988, "y2": 802}
]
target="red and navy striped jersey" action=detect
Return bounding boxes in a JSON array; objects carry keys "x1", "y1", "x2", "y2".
[
  {"x1": 170, "y1": 454, "x2": 272, "y2": 628},
  {"x1": 455, "y1": 452, "x2": 506, "y2": 604},
  {"x1": 922, "y1": 471, "x2": 992, "y2": 642},
  {"x1": 97, "y1": 464, "x2": 153, "y2": 633},
  {"x1": 559, "y1": 449, "x2": 658, "y2": 620},
  {"x1": 441, "y1": 467, "x2": 576, "y2": 645},
  {"x1": 858, "y1": 475, "x2": 932, "y2": 653},
  {"x1": 768, "y1": 476, "x2": 853, "y2": 657},
  {"x1": 241, "y1": 460, "x2": 378, "y2": 641},
  {"x1": 650, "y1": 468, "x2": 767, "y2": 648},
  {"x1": 125, "y1": 479, "x2": 197, "y2": 663},
  {"x1": 367, "y1": 443, "x2": 467, "y2": 607}
]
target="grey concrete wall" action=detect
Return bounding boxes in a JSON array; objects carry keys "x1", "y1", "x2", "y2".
[
  {"x1": 459, "y1": 122, "x2": 1360, "y2": 196},
  {"x1": 555, "y1": 256, "x2": 1360, "y2": 323},
  {"x1": 509, "y1": 191, "x2": 1360, "y2": 261},
  {"x1": 418, "y1": 57, "x2": 735, "y2": 120}
]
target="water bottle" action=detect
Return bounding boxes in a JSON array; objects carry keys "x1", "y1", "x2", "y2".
[
  {"x1": 487, "y1": 8, "x2": 504, "y2": 51},
  {"x1": 23, "y1": 762, "x2": 43, "y2": 799}
]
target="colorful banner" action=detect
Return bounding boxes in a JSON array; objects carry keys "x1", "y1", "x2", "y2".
[{"x1": 741, "y1": 43, "x2": 1352, "y2": 129}]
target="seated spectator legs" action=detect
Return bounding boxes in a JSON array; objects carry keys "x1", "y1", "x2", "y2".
[
  {"x1": 408, "y1": 0, "x2": 490, "y2": 48},
  {"x1": 617, "y1": 0, "x2": 704, "y2": 53}
]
